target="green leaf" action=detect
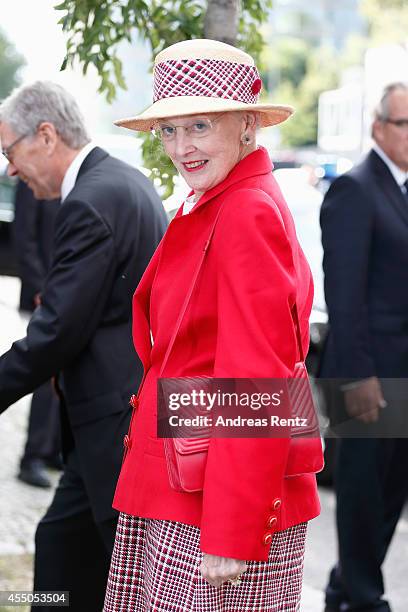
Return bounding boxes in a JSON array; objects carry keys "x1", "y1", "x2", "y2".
[{"x1": 112, "y1": 57, "x2": 127, "y2": 90}]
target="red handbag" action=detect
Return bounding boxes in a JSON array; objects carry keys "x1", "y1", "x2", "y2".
[
  {"x1": 160, "y1": 206, "x2": 323, "y2": 493},
  {"x1": 165, "y1": 436, "x2": 210, "y2": 493}
]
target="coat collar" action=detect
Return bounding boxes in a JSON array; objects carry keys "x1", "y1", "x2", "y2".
[
  {"x1": 76, "y1": 146, "x2": 109, "y2": 180},
  {"x1": 61, "y1": 142, "x2": 97, "y2": 202},
  {"x1": 372, "y1": 144, "x2": 408, "y2": 188},
  {"x1": 178, "y1": 146, "x2": 273, "y2": 216},
  {"x1": 369, "y1": 149, "x2": 408, "y2": 228}
]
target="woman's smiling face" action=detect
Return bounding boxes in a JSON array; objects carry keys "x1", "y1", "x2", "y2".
[{"x1": 159, "y1": 112, "x2": 255, "y2": 196}]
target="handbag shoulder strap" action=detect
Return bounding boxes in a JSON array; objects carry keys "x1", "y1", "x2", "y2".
[
  {"x1": 159, "y1": 205, "x2": 224, "y2": 377},
  {"x1": 291, "y1": 303, "x2": 305, "y2": 363}
]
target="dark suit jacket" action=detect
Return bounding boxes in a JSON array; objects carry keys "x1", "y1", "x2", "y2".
[
  {"x1": 0, "y1": 147, "x2": 168, "y2": 520},
  {"x1": 319, "y1": 149, "x2": 408, "y2": 383},
  {"x1": 12, "y1": 180, "x2": 58, "y2": 311}
]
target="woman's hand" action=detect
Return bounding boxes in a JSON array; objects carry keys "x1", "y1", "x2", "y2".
[{"x1": 200, "y1": 553, "x2": 247, "y2": 588}]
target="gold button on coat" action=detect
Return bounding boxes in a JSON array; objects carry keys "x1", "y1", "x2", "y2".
[{"x1": 266, "y1": 515, "x2": 277, "y2": 528}]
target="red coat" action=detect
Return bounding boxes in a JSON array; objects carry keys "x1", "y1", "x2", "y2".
[{"x1": 113, "y1": 147, "x2": 321, "y2": 561}]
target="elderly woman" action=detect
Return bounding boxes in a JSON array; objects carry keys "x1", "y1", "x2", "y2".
[{"x1": 104, "y1": 39, "x2": 322, "y2": 611}]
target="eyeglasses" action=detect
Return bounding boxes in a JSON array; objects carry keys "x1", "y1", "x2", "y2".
[
  {"x1": 152, "y1": 115, "x2": 224, "y2": 142},
  {"x1": 2, "y1": 133, "x2": 29, "y2": 162},
  {"x1": 384, "y1": 118, "x2": 408, "y2": 129}
]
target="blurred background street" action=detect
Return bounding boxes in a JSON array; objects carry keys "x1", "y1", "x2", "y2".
[{"x1": 0, "y1": 275, "x2": 407, "y2": 609}]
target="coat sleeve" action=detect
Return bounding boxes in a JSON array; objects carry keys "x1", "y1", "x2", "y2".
[
  {"x1": 0, "y1": 199, "x2": 115, "y2": 410},
  {"x1": 200, "y1": 190, "x2": 301, "y2": 561},
  {"x1": 320, "y1": 174, "x2": 375, "y2": 378}
]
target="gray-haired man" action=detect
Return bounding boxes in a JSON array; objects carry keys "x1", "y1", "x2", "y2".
[{"x1": 0, "y1": 81, "x2": 167, "y2": 610}]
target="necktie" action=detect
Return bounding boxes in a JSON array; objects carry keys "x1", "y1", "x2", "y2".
[{"x1": 403, "y1": 179, "x2": 408, "y2": 203}]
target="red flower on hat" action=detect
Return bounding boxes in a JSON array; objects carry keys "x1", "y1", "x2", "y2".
[{"x1": 251, "y1": 78, "x2": 262, "y2": 95}]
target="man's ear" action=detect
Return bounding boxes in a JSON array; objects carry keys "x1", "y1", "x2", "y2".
[
  {"x1": 372, "y1": 119, "x2": 384, "y2": 145},
  {"x1": 37, "y1": 122, "x2": 58, "y2": 152}
]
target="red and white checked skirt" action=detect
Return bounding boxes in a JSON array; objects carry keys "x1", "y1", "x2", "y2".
[{"x1": 104, "y1": 513, "x2": 307, "y2": 612}]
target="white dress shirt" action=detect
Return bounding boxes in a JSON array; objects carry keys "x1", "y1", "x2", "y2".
[{"x1": 60, "y1": 142, "x2": 96, "y2": 202}]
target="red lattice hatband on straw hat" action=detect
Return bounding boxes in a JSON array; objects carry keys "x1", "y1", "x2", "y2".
[
  {"x1": 115, "y1": 39, "x2": 294, "y2": 132},
  {"x1": 153, "y1": 58, "x2": 262, "y2": 105}
]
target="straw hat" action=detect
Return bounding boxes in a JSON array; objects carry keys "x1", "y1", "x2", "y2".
[{"x1": 115, "y1": 39, "x2": 294, "y2": 132}]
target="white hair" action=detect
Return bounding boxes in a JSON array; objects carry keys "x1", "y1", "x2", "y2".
[
  {"x1": 0, "y1": 80, "x2": 90, "y2": 149},
  {"x1": 374, "y1": 82, "x2": 408, "y2": 121}
]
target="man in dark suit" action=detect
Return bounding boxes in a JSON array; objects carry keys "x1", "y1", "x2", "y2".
[
  {"x1": 319, "y1": 82, "x2": 408, "y2": 612},
  {"x1": 0, "y1": 81, "x2": 167, "y2": 611},
  {"x1": 13, "y1": 180, "x2": 61, "y2": 488}
]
